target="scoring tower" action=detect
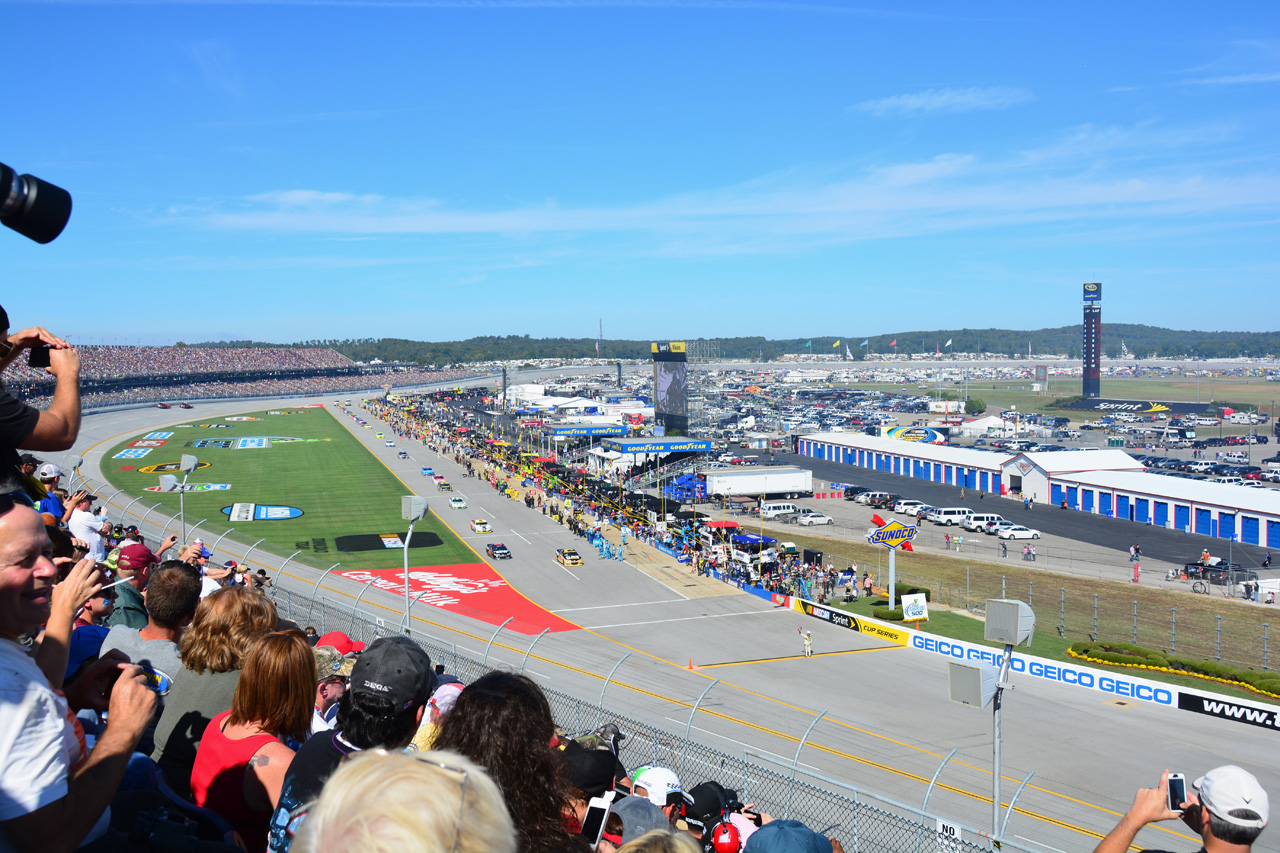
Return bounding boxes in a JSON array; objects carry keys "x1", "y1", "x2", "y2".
[{"x1": 1082, "y1": 282, "x2": 1101, "y2": 398}]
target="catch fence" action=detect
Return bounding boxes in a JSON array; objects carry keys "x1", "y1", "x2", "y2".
[{"x1": 266, "y1": 585, "x2": 1038, "y2": 853}]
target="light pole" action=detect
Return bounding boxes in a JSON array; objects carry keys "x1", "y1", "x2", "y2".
[
  {"x1": 401, "y1": 496, "x2": 428, "y2": 630},
  {"x1": 158, "y1": 453, "x2": 199, "y2": 543},
  {"x1": 948, "y1": 599, "x2": 1036, "y2": 845}
]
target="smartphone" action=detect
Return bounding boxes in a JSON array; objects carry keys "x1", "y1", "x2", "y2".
[
  {"x1": 742, "y1": 810, "x2": 763, "y2": 828},
  {"x1": 580, "y1": 796, "x2": 613, "y2": 845},
  {"x1": 27, "y1": 347, "x2": 51, "y2": 369},
  {"x1": 1167, "y1": 772, "x2": 1187, "y2": 813}
]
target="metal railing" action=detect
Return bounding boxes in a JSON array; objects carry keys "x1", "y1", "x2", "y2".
[{"x1": 266, "y1": 584, "x2": 1035, "y2": 853}]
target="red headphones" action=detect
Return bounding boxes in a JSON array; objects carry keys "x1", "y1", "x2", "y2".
[{"x1": 709, "y1": 820, "x2": 742, "y2": 853}]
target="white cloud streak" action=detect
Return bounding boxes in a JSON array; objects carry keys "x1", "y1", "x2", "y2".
[
  {"x1": 853, "y1": 86, "x2": 1032, "y2": 117},
  {"x1": 178, "y1": 121, "x2": 1280, "y2": 257},
  {"x1": 1187, "y1": 72, "x2": 1280, "y2": 85}
]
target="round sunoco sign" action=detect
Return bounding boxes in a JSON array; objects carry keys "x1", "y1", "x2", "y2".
[{"x1": 868, "y1": 520, "x2": 918, "y2": 549}]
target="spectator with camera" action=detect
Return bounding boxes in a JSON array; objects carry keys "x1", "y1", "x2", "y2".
[
  {"x1": 1094, "y1": 767, "x2": 1268, "y2": 853},
  {"x1": 0, "y1": 305, "x2": 81, "y2": 505},
  {"x1": 0, "y1": 500, "x2": 159, "y2": 851}
]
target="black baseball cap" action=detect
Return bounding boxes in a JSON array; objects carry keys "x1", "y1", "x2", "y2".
[{"x1": 349, "y1": 636, "x2": 435, "y2": 715}]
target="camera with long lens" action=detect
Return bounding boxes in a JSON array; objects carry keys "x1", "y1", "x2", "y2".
[{"x1": 0, "y1": 161, "x2": 73, "y2": 244}]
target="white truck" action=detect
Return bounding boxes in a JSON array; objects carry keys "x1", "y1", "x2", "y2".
[{"x1": 702, "y1": 466, "x2": 814, "y2": 501}]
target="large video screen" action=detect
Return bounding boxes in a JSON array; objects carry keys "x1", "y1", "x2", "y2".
[{"x1": 653, "y1": 360, "x2": 688, "y2": 418}]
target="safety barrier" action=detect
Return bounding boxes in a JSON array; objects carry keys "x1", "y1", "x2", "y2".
[{"x1": 264, "y1": 584, "x2": 1035, "y2": 853}]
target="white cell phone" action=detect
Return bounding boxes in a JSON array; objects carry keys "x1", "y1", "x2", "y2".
[
  {"x1": 1167, "y1": 772, "x2": 1187, "y2": 813},
  {"x1": 580, "y1": 795, "x2": 613, "y2": 845}
]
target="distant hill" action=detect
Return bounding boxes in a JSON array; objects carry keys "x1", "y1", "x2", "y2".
[{"x1": 193, "y1": 325, "x2": 1280, "y2": 365}]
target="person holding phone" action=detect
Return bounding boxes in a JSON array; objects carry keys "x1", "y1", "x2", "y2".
[
  {"x1": 0, "y1": 304, "x2": 82, "y2": 506},
  {"x1": 1093, "y1": 767, "x2": 1269, "y2": 853}
]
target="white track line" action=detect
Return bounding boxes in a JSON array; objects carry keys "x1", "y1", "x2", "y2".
[
  {"x1": 552, "y1": 598, "x2": 690, "y2": 613},
  {"x1": 584, "y1": 608, "x2": 782, "y2": 630}
]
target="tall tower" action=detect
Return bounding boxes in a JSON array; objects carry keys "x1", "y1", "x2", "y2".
[{"x1": 1082, "y1": 282, "x2": 1102, "y2": 398}]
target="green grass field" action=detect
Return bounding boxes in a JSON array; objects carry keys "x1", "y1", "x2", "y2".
[{"x1": 101, "y1": 407, "x2": 478, "y2": 573}]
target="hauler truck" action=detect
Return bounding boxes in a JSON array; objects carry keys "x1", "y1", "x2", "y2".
[{"x1": 701, "y1": 466, "x2": 814, "y2": 500}]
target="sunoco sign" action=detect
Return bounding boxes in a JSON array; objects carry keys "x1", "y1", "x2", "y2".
[{"x1": 868, "y1": 520, "x2": 918, "y2": 549}]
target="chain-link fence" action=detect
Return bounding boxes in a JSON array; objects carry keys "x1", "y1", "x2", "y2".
[
  {"x1": 889, "y1": 568, "x2": 1272, "y2": 671},
  {"x1": 267, "y1": 585, "x2": 1033, "y2": 853}
]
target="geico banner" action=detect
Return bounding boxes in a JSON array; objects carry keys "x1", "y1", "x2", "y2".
[
  {"x1": 909, "y1": 633, "x2": 1176, "y2": 706},
  {"x1": 796, "y1": 599, "x2": 910, "y2": 646}
]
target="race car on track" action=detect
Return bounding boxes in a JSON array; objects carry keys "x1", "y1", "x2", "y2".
[
  {"x1": 384, "y1": 440, "x2": 395, "y2": 447},
  {"x1": 555, "y1": 548, "x2": 584, "y2": 567},
  {"x1": 155, "y1": 403, "x2": 170, "y2": 409},
  {"x1": 179, "y1": 402, "x2": 193, "y2": 409},
  {"x1": 470, "y1": 519, "x2": 491, "y2": 533},
  {"x1": 376, "y1": 432, "x2": 384, "y2": 438},
  {"x1": 397, "y1": 451, "x2": 408, "y2": 460},
  {"x1": 438, "y1": 482, "x2": 453, "y2": 492},
  {"x1": 449, "y1": 496, "x2": 467, "y2": 509},
  {"x1": 433, "y1": 474, "x2": 446, "y2": 483},
  {"x1": 486, "y1": 542, "x2": 512, "y2": 559}
]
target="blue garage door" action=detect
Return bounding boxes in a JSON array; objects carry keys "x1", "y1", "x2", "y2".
[
  {"x1": 1269, "y1": 520, "x2": 1280, "y2": 548},
  {"x1": 1051, "y1": 484, "x2": 1065, "y2": 505},
  {"x1": 1117, "y1": 495, "x2": 1130, "y2": 520},
  {"x1": 942, "y1": 465, "x2": 950, "y2": 484},
  {"x1": 1219, "y1": 513, "x2": 1236, "y2": 541},
  {"x1": 1154, "y1": 502, "x2": 1169, "y2": 527},
  {"x1": 980, "y1": 472, "x2": 989, "y2": 492},
  {"x1": 1082, "y1": 490, "x2": 1094, "y2": 512},
  {"x1": 992, "y1": 473, "x2": 1002, "y2": 493},
  {"x1": 1175, "y1": 505, "x2": 1190, "y2": 532},
  {"x1": 1241, "y1": 516, "x2": 1260, "y2": 545},
  {"x1": 1135, "y1": 498, "x2": 1149, "y2": 524},
  {"x1": 1101, "y1": 493, "x2": 1112, "y2": 516},
  {"x1": 1195, "y1": 508, "x2": 1212, "y2": 535},
  {"x1": 1067, "y1": 486, "x2": 1078, "y2": 507}
]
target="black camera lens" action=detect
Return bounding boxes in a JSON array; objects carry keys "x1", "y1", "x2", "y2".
[{"x1": 0, "y1": 162, "x2": 73, "y2": 244}]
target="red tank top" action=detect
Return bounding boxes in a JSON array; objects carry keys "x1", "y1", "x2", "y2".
[{"x1": 190, "y1": 710, "x2": 284, "y2": 853}]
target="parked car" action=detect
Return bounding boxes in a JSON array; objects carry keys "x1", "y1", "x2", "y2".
[
  {"x1": 998, "y1": 526, "x2": 1041, "y2": 540},
  {"x1": 796, "y1": 512, "x2": 834, "y2": 526},
  {"x1": 869, "y1": 493, "x2": 902, "y2": 509},
  {"x1": 893, "y1": 499, "x2": 925, "y2": 514},
  {"x1": 985, "y1": 520, "x2": 1017, "y2": 536}
]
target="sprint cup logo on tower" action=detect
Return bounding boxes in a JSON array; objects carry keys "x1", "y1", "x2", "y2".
[{"x1": 868, "y1": 520, "x2": 917, "y2": 549}]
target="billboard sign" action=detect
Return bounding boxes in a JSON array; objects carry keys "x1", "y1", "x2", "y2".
[{"x1": 1083, "y1": 282, "x2": 1102, "y2": 301}]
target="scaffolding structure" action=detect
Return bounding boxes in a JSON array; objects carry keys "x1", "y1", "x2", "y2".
[{"x1": 684, "y1": 339, "x2": 721, "y2": 435}]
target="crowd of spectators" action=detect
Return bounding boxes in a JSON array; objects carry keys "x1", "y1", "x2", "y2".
[{"x1": 8, "y1": 346, "x2": 358, "y2": 383}]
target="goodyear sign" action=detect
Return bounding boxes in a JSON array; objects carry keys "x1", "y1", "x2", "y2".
[
  {"x1": 1083, "y1": 282, "x2": 1101, "y2": 301},
  {"x1": 541, "y1": 424, "x2": 628, "y2": 437},
  {"x1": 868, "y1": 520, "x2": 917, "y2": 549},
  {"x1": 886, "y1": 426, "x2": 946, "y2": 443}
]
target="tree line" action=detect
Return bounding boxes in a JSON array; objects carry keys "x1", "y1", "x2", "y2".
[{"x1": 192, "y1": 325, "x2": 1279, "y2": 365}]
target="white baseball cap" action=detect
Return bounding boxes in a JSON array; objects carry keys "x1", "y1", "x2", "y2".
[
  {"x1": 36, "y1": 463, "x2": 63, "y2": 480},
  {"x1": 1195, "y1": 765, "x2": 1269, "y2": 829},
  {"x1": 632, "y1": 766, "x2": 694, "y2": 808}
]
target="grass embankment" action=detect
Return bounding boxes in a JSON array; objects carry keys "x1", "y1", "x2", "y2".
[{"x1": 768, "y1": 526, "x2": 1279, "y2": 706}]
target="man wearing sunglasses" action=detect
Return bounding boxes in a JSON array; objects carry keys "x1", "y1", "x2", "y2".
[{"x1": 0, "y1": 305, "x2": 82, "y2": 507}]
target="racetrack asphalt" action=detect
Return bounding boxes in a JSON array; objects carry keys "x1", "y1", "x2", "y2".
[{"x1": 58, "y1": 393, "x2": 1280, "y2": 853}]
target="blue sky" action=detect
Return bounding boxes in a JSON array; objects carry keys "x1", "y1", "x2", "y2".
[{"x1": 3, "y1": 1, "x2": 1278, "y2": 345}]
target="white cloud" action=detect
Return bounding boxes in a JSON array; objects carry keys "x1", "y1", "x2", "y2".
[
  {"x1": 853, "y1": 86, "x2": 1032, "y2": 117},
  {"x1": 1187, "y1": 72, "x2": 1280, "y2": 85}
]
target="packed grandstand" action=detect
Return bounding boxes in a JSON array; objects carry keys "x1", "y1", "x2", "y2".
[{"x1": 5, "y1": 344, "x2": 476, "y2": 408}]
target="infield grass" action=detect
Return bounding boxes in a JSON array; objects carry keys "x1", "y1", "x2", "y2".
[{"x1": 101, "y1": 406, "x2": 477, "y2": 574}]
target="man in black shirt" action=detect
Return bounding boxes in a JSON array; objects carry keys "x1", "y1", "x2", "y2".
[
  {"x1": 0, "y1": 305, "x2": 81, "y2": 503},
  {"x1": 266, "y1": 636, "x2": 436, "y2": 853}
]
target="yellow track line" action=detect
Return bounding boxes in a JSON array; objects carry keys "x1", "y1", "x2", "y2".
[{"x1": 83, "y1": 408, "x2": 1195, "y2": 848}]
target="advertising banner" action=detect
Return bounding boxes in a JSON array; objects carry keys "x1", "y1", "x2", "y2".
[{"x1": 795, "y1": 599, "x2": 910, "y2": 646}]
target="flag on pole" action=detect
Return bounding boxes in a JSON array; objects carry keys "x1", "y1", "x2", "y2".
[
  {"x1": 846, "y1": 344, "x2": 853, "y2": 359},
  {"x1": 945, "y1": 339, "x2": 952, "y2": 347},
  {"x1": 889, "y1": 339, "x2": 897, "y2": 347},
  {"x1": 804, "y1": 340, "x2": 811, "y2": 348},
  {"x1": 832, "y1": 340, "x2": 841, "y2": 348},
  {"x1": 859, "y1": 340, "x2": 868, "y2": 347},
  {"x1": 595, "y1": 340, "x2": 600, "y2": 354}
]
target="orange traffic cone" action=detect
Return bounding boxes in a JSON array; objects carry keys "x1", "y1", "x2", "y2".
[{"x1": 687, "y1": 659, "x2": 699, "y2": 671}]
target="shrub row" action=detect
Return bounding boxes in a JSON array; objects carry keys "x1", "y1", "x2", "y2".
[{"x1": 1069, "y1": 641, "x2": 1280, "y2": 701}]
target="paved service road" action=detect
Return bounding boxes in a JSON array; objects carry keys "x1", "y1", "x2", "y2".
[
  {"x1": 57, "y1": 396, "x2": 1280, "y2": 853},
  {"x1": 773, "y1": 450, "x2": 1278, "y2": 575}
]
